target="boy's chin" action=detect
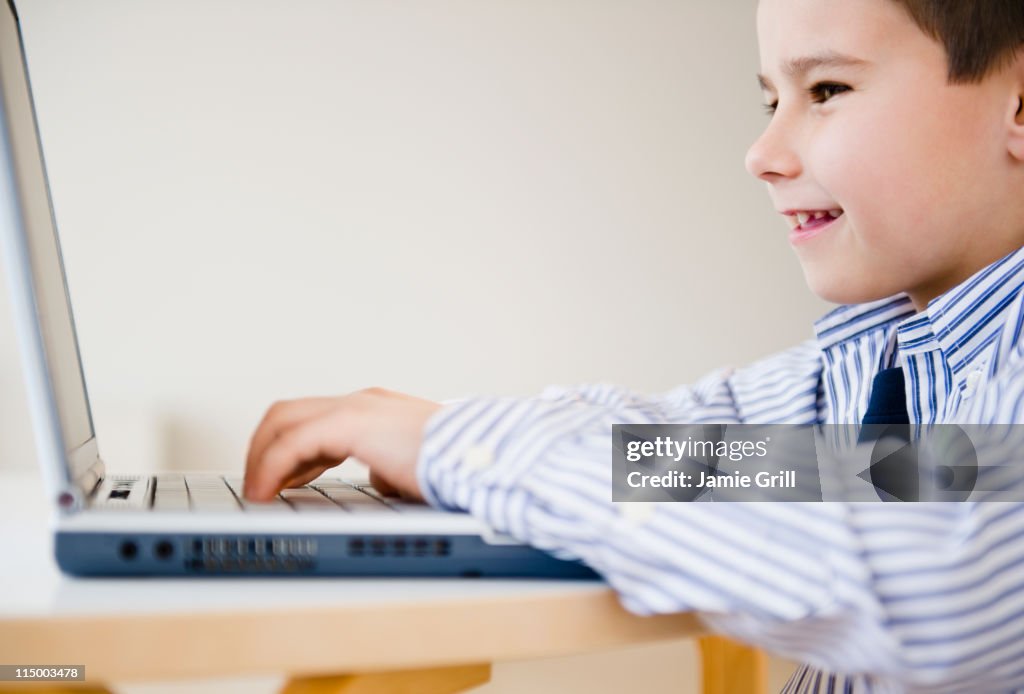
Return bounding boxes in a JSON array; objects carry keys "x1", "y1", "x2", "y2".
[{"x1": 801, "y1": 267, "x2": 897, "y2": 306}]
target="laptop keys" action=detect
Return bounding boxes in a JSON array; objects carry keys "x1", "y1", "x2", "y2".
[
  {"x1": 185, "y1": 475, "x2": 241, "y2": 511},
  {"x1": 351, "y1": 483, "x2": 431, "y2": 512},
  {"x1": 311, "y1": 480, "x2": 396, "y2": 512},
  {"x1": 148, "y1": 475, "x2": 402, "y2": 513},
  {"x1": 153, "y1": 493, "x2": 190, "y2": 511},
  {"x1": 153, "y1": 474, "x2": 189, "y2": 511},
  {"x1": 278, "y1": 487, "x2": 343, "y2": 511},
  {"x1": 223, "y1": 477, "x2": 292, "y2": 512}
]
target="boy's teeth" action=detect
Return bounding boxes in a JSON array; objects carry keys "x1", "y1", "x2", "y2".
[{"x1": 794, "y1": 209, "x2": 844, "y2": 227}]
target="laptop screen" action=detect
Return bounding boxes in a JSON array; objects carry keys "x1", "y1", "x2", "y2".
[{"x1": 1, "y1": 0, "x2": 96, "y2": 460}]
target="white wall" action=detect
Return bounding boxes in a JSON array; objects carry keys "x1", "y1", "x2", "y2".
[{"x1": 1, "y1": 0, "x2": 827, "y2": 476}]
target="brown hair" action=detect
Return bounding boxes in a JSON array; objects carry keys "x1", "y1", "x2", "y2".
[{"x1": 890, "y1": 0, "x2": 1024, "y2": 84}]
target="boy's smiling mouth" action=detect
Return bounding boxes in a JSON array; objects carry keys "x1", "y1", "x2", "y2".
[
  {"x1": 779, "y1": 208, "x2": 845, "y2": 245},
  {"x1": 780, "y1": 208, "x2": 845, "y2": 231}
]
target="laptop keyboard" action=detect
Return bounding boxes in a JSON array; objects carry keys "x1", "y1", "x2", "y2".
[{"x1": 147, "y1": 474, "x2": 407, "y2": 513}]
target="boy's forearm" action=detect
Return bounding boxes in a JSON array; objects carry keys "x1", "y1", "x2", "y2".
[
  {"x1": 416, "y1": 382, "x2": 1024, "y2": 688},
  {"x1": 414, "y1": 393, "x2": 895, "y2": 665}
]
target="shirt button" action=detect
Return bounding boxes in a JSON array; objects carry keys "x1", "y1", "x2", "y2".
[
  {"x1": 461, "y1": 445, "x2": 494, "y2": 471},
  {"x1": 962, "y1": 369, "x2": 985, "y2": 398}
]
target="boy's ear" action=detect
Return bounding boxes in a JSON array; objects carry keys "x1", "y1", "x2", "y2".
[
  {"x1": 1008, "y1": 48, "x2": 1024, "y2": 161},
  {"x1": 1011, "y1": 94, "x2": 1024, "y2": 162},
  {"x1": 1010, "y1": 90, "x2": 1024, "y2": 161}
]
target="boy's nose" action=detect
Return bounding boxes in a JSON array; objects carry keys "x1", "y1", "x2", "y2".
[{"x1": 745, "y1": 123, "x2": 802, "y2": 182}]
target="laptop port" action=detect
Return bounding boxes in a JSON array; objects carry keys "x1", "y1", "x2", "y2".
[
  {"x1": 119, "y1": 540, "x2": 138, "y2": 560},
  {"x1": 154, "y1": 540, "x2": 174, "y2": 560}
]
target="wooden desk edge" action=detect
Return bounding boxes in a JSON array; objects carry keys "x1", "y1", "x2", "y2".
[{"x1": 0, "y1": 588, "x2": 706, "y2": 683}]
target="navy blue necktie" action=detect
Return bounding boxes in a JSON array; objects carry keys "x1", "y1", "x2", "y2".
[
  {"x1": 861, "y1": 366, "x2": 910, "y2": 427},
  {"x1": 858, "y1": 366, "x2": 914, "y2": 500}
]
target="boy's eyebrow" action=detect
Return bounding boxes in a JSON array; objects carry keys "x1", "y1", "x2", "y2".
[{"x1": 757, "y1": 51, "x2": 871, "y2": 91}]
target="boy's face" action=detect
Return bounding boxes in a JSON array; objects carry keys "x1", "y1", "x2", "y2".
[{"x1": 748, "y1": 0, "x2": 1024, "y2": 310}]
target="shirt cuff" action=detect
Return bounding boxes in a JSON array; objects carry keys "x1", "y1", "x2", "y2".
[{"x1": 415, "y1": 395, "x2": 590, "y2": 511}]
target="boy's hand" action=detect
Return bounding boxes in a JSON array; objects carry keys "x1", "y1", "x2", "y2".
[{"x1": 242, "y1": 388, "x2": 442, "y2": 503}]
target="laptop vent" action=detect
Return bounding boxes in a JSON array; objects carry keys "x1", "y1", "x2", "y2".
[
  {"x1": 187, "y1": 536, "x2": 315, "y2": 573},
  {"x1": 184, "y1": 535, "x2": 452, "y2": 572},
  {"x1": 346, "y1": 536, "x2": 450, "y2": 557}
]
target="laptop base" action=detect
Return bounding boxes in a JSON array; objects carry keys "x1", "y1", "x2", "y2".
[{"x1": 55, "y1": 531, "x2": 603, "y2": 578}]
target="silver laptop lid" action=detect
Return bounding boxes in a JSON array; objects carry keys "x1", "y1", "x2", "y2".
[{"x1": 0, "y1": 0, "x2": 103, "y2": 513}]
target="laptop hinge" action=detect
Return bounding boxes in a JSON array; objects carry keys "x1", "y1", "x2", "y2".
[{"x1": 69, "y1": 458, "x2": 105, "y2": 510}]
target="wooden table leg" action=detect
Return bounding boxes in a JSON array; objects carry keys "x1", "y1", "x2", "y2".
[
  {"x1": 280, "y1": 663, "x2": 492, "y2": 694},
  {"x1": 699, "y1": 636, "x2": 767, "y2": 694}
]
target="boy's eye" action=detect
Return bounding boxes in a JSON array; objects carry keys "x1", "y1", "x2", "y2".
[
  {"x1": 761, "y1": 82, "x2": 851, "y2": 116},
  {"x1": 809, "y1": 82, "x2": 850, "y2": 103}
]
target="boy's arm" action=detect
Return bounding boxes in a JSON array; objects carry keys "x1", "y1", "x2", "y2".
[
  {"x1": 536, "y1": 376, "x2": 732, "y2": 410},
  {"x1": 415, "y1": 349, "x2": 1024, "y2": 688},
  {"x1": 415, "y1": 364, "x2": 742, "y2": 514},
  {"x1": 414, "y1": 387, "x2": 907, "y2": 679}
]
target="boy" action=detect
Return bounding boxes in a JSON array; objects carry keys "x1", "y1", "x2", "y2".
[{"x1": 243, "y1": 0, "x2": 1024, "y2": 691}]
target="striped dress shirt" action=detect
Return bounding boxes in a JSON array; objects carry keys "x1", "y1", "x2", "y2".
[{"x1": 415, "y1": 245, "x2": 1024, "y2": 693}]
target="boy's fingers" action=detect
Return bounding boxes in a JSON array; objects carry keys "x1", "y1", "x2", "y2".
[
  {"x1": 245, "y1": 398, "x2": 337, "y2": 483},
  {"x1": 282, "y1": 461, "x2": 336, "y2": 489},
  {"x1": 246, "y1": 411, "x2": 354, "y2": 501},
  {"x1": 369, "y1": 469, "x2": 401, "y2": 497}
]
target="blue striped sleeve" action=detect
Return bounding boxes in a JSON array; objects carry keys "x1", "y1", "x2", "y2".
[
  {"x1": 413, "y1": 340, "x2": 1024, "y2": 689},
  {"x1": 413, "y1": 386, "x2": 904, "y2": 677},
  {"x1": 414, "y1": 347, "x2": 900, "y2": 674},
  {"x1": 416, "y1": 364, "x2": 741, "y2": 512}
]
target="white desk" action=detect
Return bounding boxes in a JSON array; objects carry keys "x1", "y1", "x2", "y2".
[{"x1": 0, "y1": 471, "x2": 762, "y2": 693}]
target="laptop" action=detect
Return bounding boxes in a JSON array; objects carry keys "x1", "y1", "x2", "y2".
[{"x1": 0, "y1": 0, "x2": 599, "y2": 580}]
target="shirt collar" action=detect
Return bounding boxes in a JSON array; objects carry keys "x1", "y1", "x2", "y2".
[
  {"x1": 905, "y1": 246, "x2": 1024, "y2": 373},
  {"x1": 813, "y1": 294, "x2": 916, "y2": 351},
  {"x1": 813, "y1": 246, "x2": 1024, "y2": 371}
]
